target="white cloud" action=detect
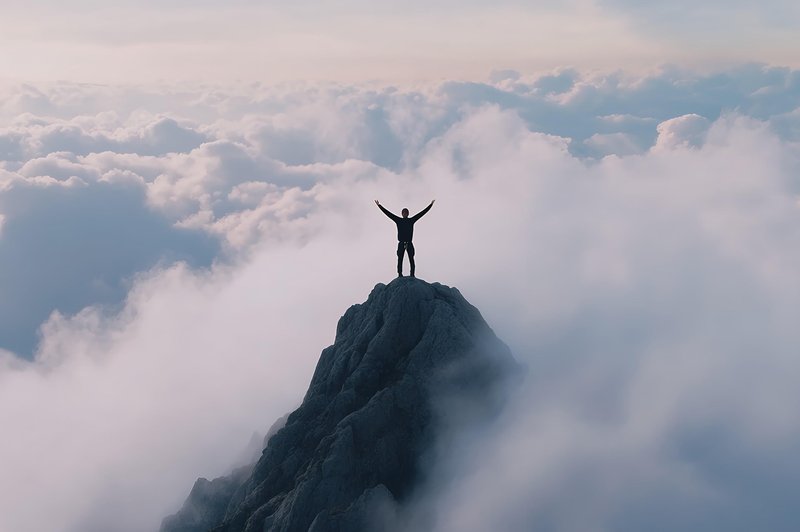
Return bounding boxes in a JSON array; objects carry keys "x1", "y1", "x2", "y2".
[
  {"x1": 653, "y1": 113, "x2": 710, "y2": 150},
  {"x1": 396, "y1": 108, "x2": 800, "y2": 532},
  {"x1": 0, "y1": 249, "x2": 382, "y2": 532},
  {"x1": 1, "y1": 66, "x2": 799, "y2": 358},
  {"x1": 0, "y1": 68, "x2": 800, "y2": 531},
  {"x1": 584, "y1": 132, "x2": 645, "y2": 156},
  {"x1": 0, "y1": 173, "x2": 219, "y2": 356}
]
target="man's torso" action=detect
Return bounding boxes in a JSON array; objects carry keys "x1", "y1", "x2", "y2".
[{"x1": 395, "y1": 219, "x2": 415, "y2": 242}]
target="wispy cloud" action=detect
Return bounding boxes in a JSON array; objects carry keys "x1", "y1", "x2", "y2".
[{"x1": 1, "y1": 66, "x2": 800, "y2": 531}]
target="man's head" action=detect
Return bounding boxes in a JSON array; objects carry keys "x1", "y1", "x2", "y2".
[{"x1": 402, "y1": 208, "x2": 409, "y2": 218}]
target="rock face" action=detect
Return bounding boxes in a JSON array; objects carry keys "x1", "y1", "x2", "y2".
[{"x1": 161, "y1": 277, "x2": 518, "y2": 532}]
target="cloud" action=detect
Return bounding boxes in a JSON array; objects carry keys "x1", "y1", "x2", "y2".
[
  {"x1": 653, "y1": 114, "x2": 710, "y2": 150},
  {"x1": 584, "y1": 132, "x2": 646, "y2": 157},
  {"x1": 0, "y1": 246, "x2": 385, "y2": 532},
  {"x1": 0, "y1": 176, "x2": 218, "y2": 356},
  {"x1": 395, "y1": 108, "x2": 800, "y2": 532},
  {"x1": 0, "y1": 67, "x2": 800, "y2": 531},
  {"x1": 2, "y1": 114, "x2": 208, "y2": 161},
  {"x1": 1, "y1": 67, "x2": 799, "y2": 351}
]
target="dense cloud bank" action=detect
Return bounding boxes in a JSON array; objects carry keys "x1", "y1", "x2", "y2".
[
  {"x1": 1, "y1": 65, "x2": 800, "y2": 531},
  {"x1": 2, "y1": 64, "x2": 800, "y2": 356}
]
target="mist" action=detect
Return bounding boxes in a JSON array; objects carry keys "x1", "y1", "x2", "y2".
[{"x1": 1, "y1": 70, "x2": 800, "y2": 531}]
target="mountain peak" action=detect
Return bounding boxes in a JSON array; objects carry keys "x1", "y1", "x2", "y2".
[{"x1": 162, "y1": 278, "x2": 518, "y2": 532}]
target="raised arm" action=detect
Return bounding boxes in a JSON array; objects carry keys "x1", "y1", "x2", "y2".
[
  {"x1": 375, "y1": 200, "x2": 400, "y2": 221},
  {"x1": 411, "y1": 200, "x2": 435, "y2": 221}
]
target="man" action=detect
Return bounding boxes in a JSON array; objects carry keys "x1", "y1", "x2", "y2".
[{"x1": 375, "y1": 199, "x2": 435, "y2": 277}]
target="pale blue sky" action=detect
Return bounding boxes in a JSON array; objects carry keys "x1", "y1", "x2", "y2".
[{"x1": 0, "y1": 1, "x2": 797, "y2": 82}]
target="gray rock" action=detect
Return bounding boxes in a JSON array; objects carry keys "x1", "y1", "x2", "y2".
[
  {"x1": 161, "y1": 465, "x2": 253, "y2": 532},
  {"x1": 161, "y1": 277, "x2": 519, "y2": 532}
]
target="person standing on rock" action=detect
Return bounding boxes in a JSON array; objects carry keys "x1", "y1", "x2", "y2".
[{"x1": 375, "y1": 199, "x2": 435, "y2": 278}]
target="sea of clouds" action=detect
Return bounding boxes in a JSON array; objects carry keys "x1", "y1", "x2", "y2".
[{"x1": 1, "y1": 64, "x2": 800, "y2": 531}]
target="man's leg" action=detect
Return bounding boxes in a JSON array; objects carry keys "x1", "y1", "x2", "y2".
[
  {"x1": 396, "y1": 242, "x2": 405, "y2": 276},
  {"x1": 408, "y1": 242, "x2": 416, "y2": 277}
]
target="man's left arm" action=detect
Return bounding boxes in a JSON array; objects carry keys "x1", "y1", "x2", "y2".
[{"x1": 412, "y1": 200, "x2": 435, "y2": 221}]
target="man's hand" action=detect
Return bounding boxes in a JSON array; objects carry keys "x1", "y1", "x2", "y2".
[{"x1": 375, "y1": 200, "x2": 380, "y2": 207}]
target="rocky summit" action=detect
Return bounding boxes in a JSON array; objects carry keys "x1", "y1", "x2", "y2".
[{"x1": 161, "y1": 277, "x2": 519, "y2": 532}]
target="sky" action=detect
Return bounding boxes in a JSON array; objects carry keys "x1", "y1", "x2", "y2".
[
  {"x1": 0, "y1": 0, "x2": 798, "y2": 83},
  {"x1": 1, "y1": 2, "x2": 800, "y2": 532}
]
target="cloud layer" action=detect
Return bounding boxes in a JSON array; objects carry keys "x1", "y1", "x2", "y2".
[
  {"x1": 4, "y1": 64, "x2": 800, "y2": 357},
  {"x1": 1, "y1": 65, "x2": 800, "y2": 531},
  {"x1": 399, "y1": 111, "x2": 800, "y2": 532}
]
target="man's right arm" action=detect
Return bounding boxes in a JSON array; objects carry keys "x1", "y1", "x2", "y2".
[{"x1": 375, "y1": 200, "x2": 399, "y2": 221}]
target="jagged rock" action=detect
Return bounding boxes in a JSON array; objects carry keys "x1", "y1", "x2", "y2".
[
  {"x1": 162, "y1": 416, "x2": 292, "y2": 532},
  {"x1": 161, "y1": 465, "x2": 253, "y2": 532},
  {"x1": 162, "y1": 277, "x2": 518, "y2": 532}
]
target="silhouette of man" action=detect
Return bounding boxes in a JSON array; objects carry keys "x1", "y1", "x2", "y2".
[{"x1": 375, "y1": 199, "x2": 435, "y2": 277}]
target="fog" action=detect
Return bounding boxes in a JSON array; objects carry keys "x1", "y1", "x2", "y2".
[{"x1": 1, "y1": 69, "x2": 800, "y2": 531}]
